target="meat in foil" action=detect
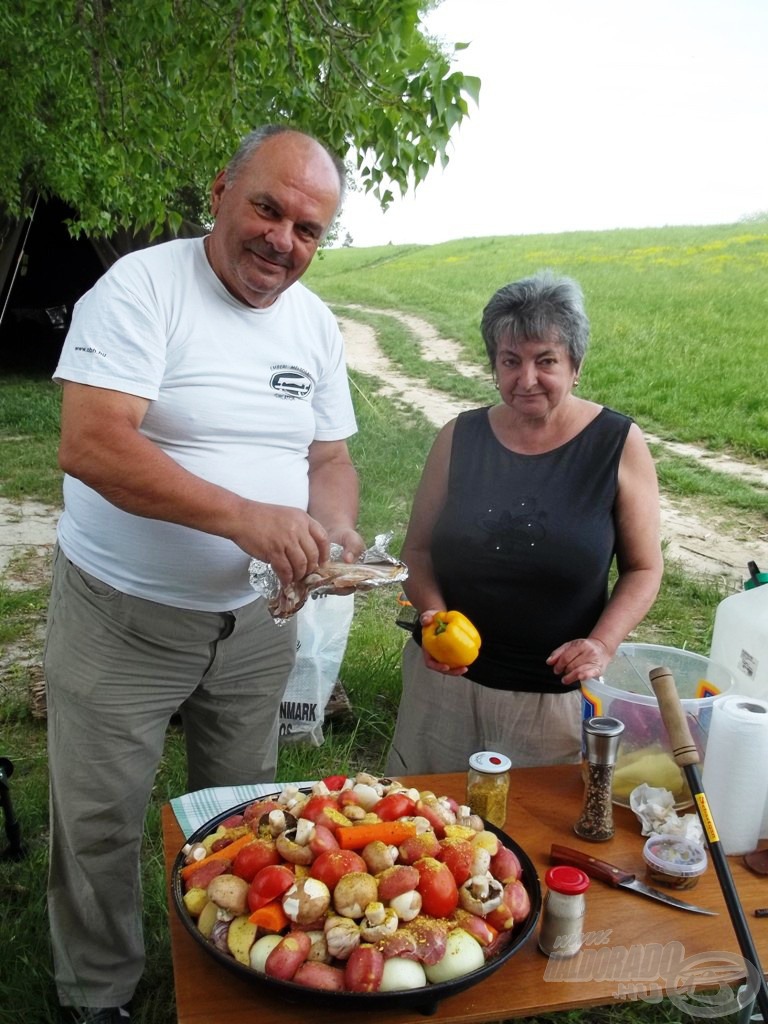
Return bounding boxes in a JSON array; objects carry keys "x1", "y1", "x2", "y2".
[{"x1": 249, "y1": 533, "x2": 408, "y2": 622}]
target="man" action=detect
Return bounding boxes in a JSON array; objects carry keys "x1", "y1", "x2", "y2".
[{"x1": 45, "y1": 125, "x2": 364, "y2": 1024}]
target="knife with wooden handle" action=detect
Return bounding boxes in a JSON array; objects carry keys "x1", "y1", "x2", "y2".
[{"x1": 550, "y1": 844, "x2": 717, "y2": 915}]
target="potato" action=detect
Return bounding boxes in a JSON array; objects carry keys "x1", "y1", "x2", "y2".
[
  {"x1": 196, "y1": 900, "x2": 219, "y2": 939},
  {"x1": 182, "y1": 887, "x2": 210, "y2": 918},
  {"x1": 249, "y1": 934, "x2": 283, "y2": 973},
  {"x1": 265, "y1": 931, "x2": 312, "y2": 981},
  {"x1": 227, "y1": 914, "x2": 258, "y2": 966},
  {"x1": 292, "y1": 961, "x2": 346, "y2": 991}
]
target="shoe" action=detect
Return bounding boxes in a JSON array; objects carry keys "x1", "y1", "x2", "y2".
[{"x1": 70, "y1": 1007, "x2": 130, "y2": 1024}]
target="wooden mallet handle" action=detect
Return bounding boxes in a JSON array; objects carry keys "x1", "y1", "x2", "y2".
[{"x1": 649, "y1": 666, "x2": 701, "y2": 767}]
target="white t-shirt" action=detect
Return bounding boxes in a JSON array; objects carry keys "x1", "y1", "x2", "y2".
[{"x1": 54, "y1": 238, "x2": 357, "y2": 611}]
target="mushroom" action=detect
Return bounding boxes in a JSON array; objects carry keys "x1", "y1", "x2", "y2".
[
  {"x1": 361, "y1": 840, "x2": 397, "y2": 874},
  {"x1": 455, "y1": 805, "x2": 485, "y2": 831},
  {"x1": 206, "y1": 874, "x2": 249, "y2": 917},
  {"x1": 182, "y1": 842, "x2": 208, "y2": 866},
  {"x1": 261, "y1": 809, "x2": 298, "y2": 837},
  {"x1": 360, "y1": 901, "x2": 399, "y2": 943},
  {"x1": 389, "y1": 890, "x2": 422, "y2": 923},
  {"x1": 276, "y1": 825, "x2": 315, "y2": 865},
  {"x1": 458, "y1": 874, "x2": 504, "y2": 916},
  {"x1": 282, "y1": 876, "x2": 331, "y2": 927},
  {"x1": 333, "y1": 871, "x2": 379, "y2": 918}
]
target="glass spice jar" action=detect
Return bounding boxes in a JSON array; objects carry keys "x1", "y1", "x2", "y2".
[
  {"x1": 573, "y1": 716, "x2": 625, "y2": 842},
  {"x1": 466, "y1": 751, "x2": 511, "y2": 828},
  {"x1": 538, "y1": 865, "x2": 590, "y2": 958}
]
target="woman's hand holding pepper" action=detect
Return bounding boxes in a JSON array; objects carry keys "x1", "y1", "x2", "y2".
[
  {"x1": 417, "y1": 610, "x2": 479, "y2": 675},
  {"x1": 546, "y1": 636, "x2": 612, "y2": 686}
]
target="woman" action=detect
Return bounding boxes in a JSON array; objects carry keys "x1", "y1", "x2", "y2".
[{"x1": 386, "y1": 271, "x2": 662, "y2": 773}]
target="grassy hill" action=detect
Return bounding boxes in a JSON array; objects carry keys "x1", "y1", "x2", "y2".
[{"x1": 307, "y1": 222, "x2": 768, "y2": 460}]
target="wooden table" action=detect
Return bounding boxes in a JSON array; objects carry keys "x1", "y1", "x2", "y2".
[{"x1": 162, "y1": 766, "x2": 768, "y2": 1023}]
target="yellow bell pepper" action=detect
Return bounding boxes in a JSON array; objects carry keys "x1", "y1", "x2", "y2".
[{"x1": 422, "y1": 610, "x2": 481, "y2": 668}]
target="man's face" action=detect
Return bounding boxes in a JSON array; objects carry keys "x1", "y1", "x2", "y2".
[{"x1": 206, "y1": 132, "x2": 341, "y2": 308}]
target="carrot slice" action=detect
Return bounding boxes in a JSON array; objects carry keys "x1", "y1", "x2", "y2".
[
  {"x1": 336, "y1": 820, "x2": 417, "y2": 850},
  {"x1": 180, "y1": 833, "x2": 255, "y2": 880},
  {"x1": 248, "y1": 899, "x2": 290, "y2": 932}
]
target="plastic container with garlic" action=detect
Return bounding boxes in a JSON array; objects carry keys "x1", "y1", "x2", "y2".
[{"x1": 642, "y1": 834, "x2": 708, "y2": 890}]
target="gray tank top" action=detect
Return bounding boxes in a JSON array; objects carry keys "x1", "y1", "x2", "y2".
[{"x1": 426, "y1": 405, "x2": 632, "y2": 692}]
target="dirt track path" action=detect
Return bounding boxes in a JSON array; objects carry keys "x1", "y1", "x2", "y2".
[{"x1": 337, "y1": 304, "x2": 768, "y2": 587}]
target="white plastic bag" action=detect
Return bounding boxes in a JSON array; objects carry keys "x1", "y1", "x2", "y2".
[{"x1": 279, "y1": 593, "x2": 355, "y2": 745}]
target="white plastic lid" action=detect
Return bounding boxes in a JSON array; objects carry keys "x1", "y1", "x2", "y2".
[
  {"x1": 643, "y1": 834, "x2": 708, "y2": 877},
  {"x1": 468, "y1": 751, "x2": 511, "y2": 774}
]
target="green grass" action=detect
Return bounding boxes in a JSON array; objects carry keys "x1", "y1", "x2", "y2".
[{"x1": 1, "y1": 220, "x2": 766, "y2": 1023}]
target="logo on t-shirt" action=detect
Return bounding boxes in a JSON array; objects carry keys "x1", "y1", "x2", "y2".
[{"x1": 269, "y1": 368, "x2": 314, "y2": 400}]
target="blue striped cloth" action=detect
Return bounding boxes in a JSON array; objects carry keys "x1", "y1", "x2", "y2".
[{"x1": 171, "y1": 781, "x2": 316, "y2": 839}]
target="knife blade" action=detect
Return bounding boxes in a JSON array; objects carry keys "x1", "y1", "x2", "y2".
[{"x1": 550, "y1": 844, "x2": 717, "y2": 915}]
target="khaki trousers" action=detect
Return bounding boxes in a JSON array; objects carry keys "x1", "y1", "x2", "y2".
[
  {"x1": 44, "y1": 546, "x2": 296, "y2": 1008},
  {"x1": 385, "y1": 638, "x2": 583, "y2": 776}
]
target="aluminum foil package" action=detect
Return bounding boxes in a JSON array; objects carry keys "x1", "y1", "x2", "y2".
[{"x1": 249, "y1": 532, "x2": 408, "y2": 622}]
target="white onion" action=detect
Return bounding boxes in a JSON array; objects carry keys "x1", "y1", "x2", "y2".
[
  {"x1": 379, "y1": 957, "x2": 428, "y2": 991},
  {"x1": 424, "y1": 929, "x2": 485, "y2": 983}
]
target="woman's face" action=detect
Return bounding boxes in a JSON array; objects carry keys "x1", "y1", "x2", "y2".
[{"x1": 494, "y1": 333, "x2": 579, "y2": 419}]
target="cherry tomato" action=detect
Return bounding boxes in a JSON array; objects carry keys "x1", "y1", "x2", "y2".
[
  {"x1": 322, "y1": 774, "x2": 349, "y2": 791},
  {"x1": 247, "y1": 864, "x2": 295, "y2": 912},
  {"x1": 301, "y1": 794, "x2": 341, "y2": 824},
  {"x1": 413, "y1": 856, "x2": 459, "y2": 918},
  {"x1": 371, "y1": 792, "x2": 418, "y2": 821},
  {"x1": 232, "y1": 837, "x2": 280, "y2": 883},
  {"x1": 309, "y1": 849, "x2": 367, "y2": 891}
]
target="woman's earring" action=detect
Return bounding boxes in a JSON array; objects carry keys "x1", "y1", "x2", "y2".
[
  {"x1": 573, "y1": 378, "x2": 580, "y2": 388},
  {"x1": 492, "y1": 375, "x2": 499, "y2": 390}
]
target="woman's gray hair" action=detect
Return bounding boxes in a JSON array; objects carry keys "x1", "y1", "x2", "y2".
[
  {"x1": 480, "y1": 270, "x2": 590, "y2": 370},
  {"x1": 224, "y1": 124, "x2": 347, "y2": 216}
]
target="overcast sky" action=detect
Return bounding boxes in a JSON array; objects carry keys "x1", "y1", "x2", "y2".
[{"x1": 338, "y1": 0, "x2": 768, "y2": 247}]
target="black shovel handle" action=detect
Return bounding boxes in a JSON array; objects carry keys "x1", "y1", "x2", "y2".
[{"x1": 650, "y1": 667, "x2": 768, "y2": 1022}]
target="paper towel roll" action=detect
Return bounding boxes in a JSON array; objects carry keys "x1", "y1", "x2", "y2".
[{"x1": 701, "y1": 694, "x2": 768, "y2": 855}]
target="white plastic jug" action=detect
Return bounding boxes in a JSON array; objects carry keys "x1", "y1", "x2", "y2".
[{"x1": 709, "y1": 581, "x2": 768, "y2": 699}]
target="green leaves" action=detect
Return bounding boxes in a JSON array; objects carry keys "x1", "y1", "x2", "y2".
[{"x1": 0, "y1": 0, "x2": 481, "y2": 234}]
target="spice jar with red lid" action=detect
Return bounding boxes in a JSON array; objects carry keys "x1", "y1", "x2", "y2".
[{"x1": 538, "y1": 865, "x2": 590, "y2": 958}]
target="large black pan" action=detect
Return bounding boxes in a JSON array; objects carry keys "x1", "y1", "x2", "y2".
[{"x1": 171, "y1": 792, "x2": 541, "y2": 1015}]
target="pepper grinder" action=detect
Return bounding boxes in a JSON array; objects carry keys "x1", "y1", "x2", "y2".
[{"x1": 573, "y1": 716, "x2": 624, "y2": 842}]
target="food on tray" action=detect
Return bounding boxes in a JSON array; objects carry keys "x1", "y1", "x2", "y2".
[{"x1": 178, "y1": 771, "x2": 533, "y2": 995}]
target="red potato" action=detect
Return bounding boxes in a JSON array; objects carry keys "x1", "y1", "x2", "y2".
[
  {"x1": 309, "y1": 824, "x2": 339, "y2": 857},
  {"x1": 243, "y1": 799, "x2": 282, "y2": 825},
  {"x1": 438, "y1": 838, "x2": 474, "y2": 886},
  {"x1": 292, "y1": 961, "x2": 346, "y2": 991},
  {"x1": 453, "y1": 908, "x2": 498, "y2": 947},
  {"x1": 484, "y1": 879, "x2": 528, "y2": 932},
  {"x1": 376, "y1": 864, "x2": 420, "y2": 901},
  {"x1": 184, "y1": 859, "x2": 228, "y2": 892},
  {"x1": 264, "y1": 930, "x2": 312, "y2": 981},
  {"x1": 309, "y1": 849, "x2": 367, "y2": 891},
  {"x1": 344, "y1": 945, "x2": 384, "y2": 992},
  {"x1": 378, "y1": 929, "x2": 419, "y2": 961},
  {"x1": 413, "y1": 857, "x2": 459, "y2": 918},
  {"x1": 220, "y1": 813, "x2": 245, "y2": 828},
  {"x1": 489, "y1": 845, "x2": 521, "y2": 884},
  {"x1": 414, "y1": 800, "x2": 448, "y2": 838},
  {"x1": 397, "y1": 831, "x2": 440, "y2": 864},
  {"x1": 247, "y1": 864, "x2": 295, "y2": 912},
  {"x1": 232, "y1": 837, "x2": 280, "y2": 883}
]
